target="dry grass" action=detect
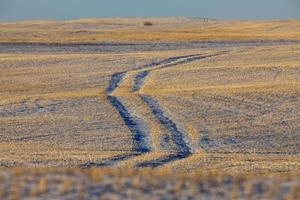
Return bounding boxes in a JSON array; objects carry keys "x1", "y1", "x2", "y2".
[
  {"x1": 0, "y1": 168, "x2": 300, "y2": 199},
  {"x1": 0, "y1": 18, "x2": 300, "y2": 43}
]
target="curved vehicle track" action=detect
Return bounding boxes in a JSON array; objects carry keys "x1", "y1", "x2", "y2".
[{"x1": 100, "y1": 52, "x2": 225, "y2": 168}]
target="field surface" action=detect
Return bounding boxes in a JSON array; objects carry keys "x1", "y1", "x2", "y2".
[{"x1": 0, "y1": 17, "x2": 299, "y2": 199}]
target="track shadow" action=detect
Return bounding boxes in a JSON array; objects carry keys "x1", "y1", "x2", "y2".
[
  {"x1": 141, "y1": 95, "x2": 192, "y2": 154},
  {"x1": 80, "y1": 153, "x2": 141, "y2": 168},
  {"x1": 135, "y1": 152, "x2": 190, "y2": 168},
  {"x1": 106, "y1": 72, "x2": 126, "y2": 94},
  {"x1": 107, "y1": 96, "x2": 151, "y2": 153}
]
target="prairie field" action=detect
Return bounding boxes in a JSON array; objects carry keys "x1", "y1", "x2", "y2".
[{"x1": 0, "y1": 18, "x2": 299, "y2": 199}]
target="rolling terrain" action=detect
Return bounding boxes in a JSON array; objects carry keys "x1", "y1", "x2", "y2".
[{"x1": 0, "y1": 17, "x2": 299, "y2": 199}]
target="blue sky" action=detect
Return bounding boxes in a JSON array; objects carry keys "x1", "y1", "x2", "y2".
[{"x1": 0, "y1": 0, "x2": 299, "y2": 21}]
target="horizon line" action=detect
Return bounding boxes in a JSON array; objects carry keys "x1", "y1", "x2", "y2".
[{"x1": 1, "y1": 16, "x2": 300, "y2": 23}]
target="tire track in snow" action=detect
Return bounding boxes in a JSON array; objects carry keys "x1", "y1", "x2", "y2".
[
  {"x1": 132, "y1": 71, "x2": 149, "y2": 92},
  {"x1": 132, "y1": 53, "x2": 223, "y2": 94},
  {"x1": 135, "y1": 95, "x2": 192, "y2": 168},
  {"x1": 82, "y1": 70, "x2": 150, "y2": 168},
  {"x1": 142, "y1": 54, "x2": 201, "y2": 69},
  {"x1": 80, "y1": 153, "x2": 141, "y2": 168},
  {"x1": 106, "y1": 72, "x2": 126, "y2": 94},
  {"x1": 107, "y1": 54, "x2": 202, "y2": 94},
  {"x1": 107, "y1": 96, "x2": 151, "y2": 153},
  {"x1": 95, "y1": 52, "x2": 225, "y2": 168},
  {"x1": 140, "y1": 95, "x2": 192, "y2": 154},
  {"x1": 131, "y1": 54, "x2": 225, "y2": 167},
  {"x1": 135, "y1": 153, "x2": 188, "y2": 168}
]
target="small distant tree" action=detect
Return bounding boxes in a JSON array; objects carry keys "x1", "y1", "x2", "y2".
[{"x1": 143, "y1": 21, "x2": 154, "y2": 26}]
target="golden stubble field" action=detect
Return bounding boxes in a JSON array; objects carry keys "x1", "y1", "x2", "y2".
[
  {"x1": 0, "y1": 17, "x2": 299, "y2": 199},
  {"x1": 0, "y1": 17, "x2": 300, "y2": 43}
]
